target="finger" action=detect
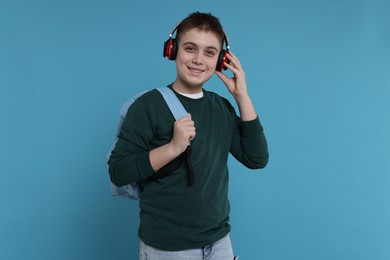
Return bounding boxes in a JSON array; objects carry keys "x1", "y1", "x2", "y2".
[
  {"x1": 178, "y1": 114, "x2": 192, "y2": 123},
  {"x1": 226, "y1": 53, "x2": 242, "y2": 69},
  {"x1": 182, "y1": 117, "x2": 195, "y2": 127},
  {"x1": 188, "y1": 129, "x2": 196, "y2": 140},
  {"x1": 224, "y1": 61, "x2": 240, "y2": 75},
  {"x1": 178, "y1": 121, "x2": 195, "y2": 130},
  {"x1": 227, "y1": 50, "x2": 239, "y2": 62}
]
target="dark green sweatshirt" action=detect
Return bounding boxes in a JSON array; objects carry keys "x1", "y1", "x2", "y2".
[{"x1": 109, "y1": 85, "x2": 269, "y2": 251}]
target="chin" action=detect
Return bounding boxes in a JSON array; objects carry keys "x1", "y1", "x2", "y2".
[
  {"x1": 185, "y1": 81, "x2": 204, "y2": 90},
  {"x1": 186, "y1": 75, "x2": 213, "y2": 87}
]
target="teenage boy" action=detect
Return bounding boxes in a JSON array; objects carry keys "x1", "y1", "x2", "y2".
[{"x1": 109, "y1": 12, "x2": 269, "y2": 259}]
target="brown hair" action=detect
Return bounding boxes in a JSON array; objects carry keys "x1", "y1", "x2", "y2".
[{"x1": 176, "y1": 12, "x2": 225, "y2": 48}]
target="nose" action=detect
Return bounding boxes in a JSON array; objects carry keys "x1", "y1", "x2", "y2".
[{"x1": 192, "y1": 52, "x2": 203, "y2": 65}]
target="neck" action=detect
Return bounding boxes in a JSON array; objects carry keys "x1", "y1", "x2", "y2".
[{"x1": 172, "y1": 81, "x2": 203, "y2": 94}]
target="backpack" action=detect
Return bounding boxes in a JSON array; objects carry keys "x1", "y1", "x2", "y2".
[{"x1": 107, "y1": 86, "x2": 192, "y2": 200}]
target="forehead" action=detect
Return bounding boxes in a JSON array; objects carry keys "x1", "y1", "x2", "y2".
[{"x1": 178, "y1": 28, "x2": 222, "y2": 50}]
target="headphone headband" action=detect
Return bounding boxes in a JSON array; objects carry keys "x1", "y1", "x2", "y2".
[{"x1": 167, "y1": 23, "x2": 230, "y2": 51}]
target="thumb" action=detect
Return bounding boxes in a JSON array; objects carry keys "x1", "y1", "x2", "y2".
[
  {"x1": 215, "y1": 71, "x2": 231, "y2": 87},
  {"x1": 215, "y1": 71, "x2": 225, "y2": 81}
]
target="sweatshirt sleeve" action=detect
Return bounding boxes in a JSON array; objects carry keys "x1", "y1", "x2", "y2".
[
  {"x1": 230, "y1": 115, "x2": 269, "y2": 169},
  {"x1": 108, "y1": 98, "x2": 156, "y2": 186}
]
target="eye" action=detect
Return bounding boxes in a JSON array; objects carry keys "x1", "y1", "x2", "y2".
[
  {"x1": 185, "y1": 46, "x2": 196, "y2": 53},
  {"x1": 205, "y1": 50, "x2": 216, "y2": 57}
]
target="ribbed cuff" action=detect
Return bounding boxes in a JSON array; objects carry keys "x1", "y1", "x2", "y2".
[
  {"x1": 241, "y1": 116, "x2": 263, "y2": 136},
  {"x1": 136, "y1": 151, "x2": 156, "y2": 179}
]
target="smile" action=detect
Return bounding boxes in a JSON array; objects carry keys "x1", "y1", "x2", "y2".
[{"x1": 188, "y1": 67, "x2": 205, "y2": 73}]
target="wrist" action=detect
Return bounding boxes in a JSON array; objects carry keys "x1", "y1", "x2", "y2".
[
  {"x1": 166, "y1": 141, "x2": 184, "y2": 157},
  {"x1": 235, "y1": 95, "x2": 257, "y2": 121},
  {"x1": 234, "y1": 93, "x2": 251, "y2": 106}
]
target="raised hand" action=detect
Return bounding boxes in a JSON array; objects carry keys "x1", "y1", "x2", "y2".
[
  {"x1": 215, "y1": 51, "x2": 257, "y2": 121},
  {"x1": 215, "y1": 51, "x2": 249, "y2": 100}
]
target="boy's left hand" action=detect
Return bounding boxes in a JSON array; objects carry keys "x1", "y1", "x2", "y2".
[{"x1": 215, "y1": 51, "x2": 249, "y2": 101}]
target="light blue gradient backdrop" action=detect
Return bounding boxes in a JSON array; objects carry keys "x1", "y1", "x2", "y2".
[{"x1": 1, "y1": 1, "x2": 389, "y2": 259}]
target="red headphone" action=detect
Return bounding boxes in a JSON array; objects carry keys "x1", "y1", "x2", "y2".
[{"x1": 163, "y1": 23, "x2": 230, "y2": 72}]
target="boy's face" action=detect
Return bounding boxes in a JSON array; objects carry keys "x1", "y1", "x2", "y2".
[{"x1": 173, "y1": 28, "x2": 222, "y2": 93}]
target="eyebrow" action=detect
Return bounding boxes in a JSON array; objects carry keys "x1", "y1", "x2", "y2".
[{"x1": 182, "y1": 41, "x2": 219, "y2": 52}]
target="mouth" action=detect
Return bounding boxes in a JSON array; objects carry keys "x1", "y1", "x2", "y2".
[{"x1": 188, "y1": 67, "x2": 205, "y2": 74}]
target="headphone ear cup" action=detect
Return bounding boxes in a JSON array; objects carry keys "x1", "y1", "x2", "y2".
[
  {"x1": 163, "y1": 40, "x2": 169, "y2": 58},
  {"x1": 169, "y1": 38, "x2": 177, "y2": 60},
  {"x1": 163, "y1": 38, "x2": 177, "y2": 60},
  {"x1": 216, "y1": 50, "x2": 228, "y2": 72}
]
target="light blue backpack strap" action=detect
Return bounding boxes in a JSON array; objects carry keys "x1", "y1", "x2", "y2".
[{"x1": 157, "y1": 87, "x2": 188, "y2": 120}]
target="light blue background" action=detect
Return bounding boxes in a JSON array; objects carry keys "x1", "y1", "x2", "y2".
[{"x1": 1, "y1": 0, "x2": 389, "y2": 259}]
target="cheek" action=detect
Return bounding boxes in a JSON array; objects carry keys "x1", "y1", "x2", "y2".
[
  {"x1": 176, "y1": 49, "x2": 190, "y2": 62},
  {"x1": 207, "y1": 57, "x2": 219, "y2": 69}
]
